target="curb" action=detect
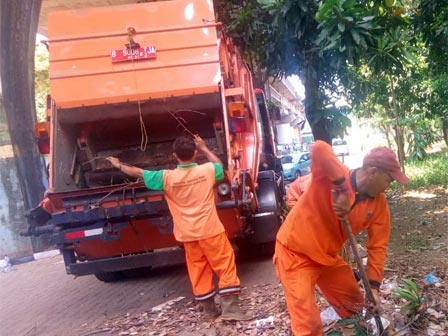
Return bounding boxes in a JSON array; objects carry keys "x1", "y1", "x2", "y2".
[
  {"x1": 33, "y1": 249, "x2": 61, "y2": 260},
  {"x1": 9, "y1": 249, "x2": 60, "y2": 266}
]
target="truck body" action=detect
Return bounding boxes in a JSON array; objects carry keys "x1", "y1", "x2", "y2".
[{"x1": 25, "y1": 0, "x2": 284, "y2": 281}]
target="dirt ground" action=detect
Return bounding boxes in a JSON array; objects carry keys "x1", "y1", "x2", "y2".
[
  {"x1": 96, "y1": 188, "x2": 447, "y2": 336},
  {"x1": 1, "y1": 187, "x2": 445, "y2": 336}
]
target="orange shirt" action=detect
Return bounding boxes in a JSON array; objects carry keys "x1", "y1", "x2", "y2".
[
  {"x1": 144, "y1": 162, "x2": 225, "y2": 242},
  {"x1": 276, "y1": 140, "x2": 390, "y2": 286}
]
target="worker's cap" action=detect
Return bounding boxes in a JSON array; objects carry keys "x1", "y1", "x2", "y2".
[{"x1": 363, "y1": 147, "x2": 410, "y2": 184}]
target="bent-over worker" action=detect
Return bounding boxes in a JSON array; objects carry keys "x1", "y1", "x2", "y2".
[{"x1": 274, "y1": 140, "x2": 410, "y2": 335}]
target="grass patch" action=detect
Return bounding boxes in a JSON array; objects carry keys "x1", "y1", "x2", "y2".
[
  {"x1": 391, "y1": 147, "x2": 447, "y2": 190},
  {"x1": 404, "y1": 236, "x2": 430, "y2": 251}
]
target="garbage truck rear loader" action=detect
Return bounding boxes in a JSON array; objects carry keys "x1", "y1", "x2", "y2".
[{"x1": 24, "y1": 0, "x2": 284, "y2": 281}]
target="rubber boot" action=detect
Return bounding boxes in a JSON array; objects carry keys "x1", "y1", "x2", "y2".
[
  {"x1": 201, "y1": 297, "x2": 221, "y2": 320},
  {"x1": 219, "y1": 295, "x2": 252, "y2": 321}
]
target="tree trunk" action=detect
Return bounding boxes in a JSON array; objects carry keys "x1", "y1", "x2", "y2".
[
  {"x1": 303, "y1": 64, "x2": 332, "y2": 145},
  {"x1": 251, "y1": 66, "x2": 266, "y2": 91},
  {"x1": 442, "y1": 117, "x2": 448, "y2": 147},
  {"x1": 389, "y1": 75, "x2": 406, "y2": 172},
  {"x1": 0, "y1": 0, "x2": 50, "y2": 252},
  {"x1": 380, "y1": 122, "x2": 392, "y2": 148}
]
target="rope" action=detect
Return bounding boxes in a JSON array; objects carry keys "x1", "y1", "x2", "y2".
[
  {"x1": 163, "y1": 106, "x2": 206, "y2": 137},
  {"x1": 128, "y1": 27, "x2": 149, "y2": 152},
  {"x1": 94, "y1": 180, "x2": 142, "y2": 207}
]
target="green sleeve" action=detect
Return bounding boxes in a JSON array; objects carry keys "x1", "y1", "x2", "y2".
[
  {"x1": 142, "y1": 170, "x2": 164, "y2": 190},
  {"x1": 213, "y1": 163, "x2": 224, "y2": 181}
]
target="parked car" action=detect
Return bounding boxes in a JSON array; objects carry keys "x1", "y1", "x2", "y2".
[
  {"x1": 332, "y1": 139, "x2": 349, "y2": 156},
  {"x1": 281, "y1": 152, "x2": 311, "y2": 181}
]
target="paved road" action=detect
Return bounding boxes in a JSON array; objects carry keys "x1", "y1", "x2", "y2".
[{"x1": 0, "y1": 253, "x2": 277, "y2": 336}]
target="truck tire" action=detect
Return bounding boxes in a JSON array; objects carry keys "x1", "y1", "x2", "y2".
[{"x1": 94, "y1": 271, "x2": 125, "y2": 282}]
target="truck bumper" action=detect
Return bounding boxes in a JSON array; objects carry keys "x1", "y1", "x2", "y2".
[{"x1": 65, "y1": 248, "x2": 185, "y2": 276}]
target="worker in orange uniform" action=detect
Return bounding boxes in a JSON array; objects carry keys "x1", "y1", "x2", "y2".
[
  {"x1": 274, "y1": 140, "x2": 410, "y2": 335},
  {"x1": 106, "y1": 135, "x2": 251, "y2": 322}
]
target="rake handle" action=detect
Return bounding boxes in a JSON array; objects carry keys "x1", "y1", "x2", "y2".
[{"x1": 341, "y1": 218, "x2": 385, "y2": 335}]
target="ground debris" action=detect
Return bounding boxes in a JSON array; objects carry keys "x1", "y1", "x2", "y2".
[
  {"x1": 93, "y1": 274, "x2": 447, "y2": 336},
  {"x1": 87, "y1": 191, "x2": 448, "y2": 335}
]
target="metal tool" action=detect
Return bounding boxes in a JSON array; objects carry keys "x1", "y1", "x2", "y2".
[{"x1": 342, "y1": 218, "x2": 385, "y2": 335}]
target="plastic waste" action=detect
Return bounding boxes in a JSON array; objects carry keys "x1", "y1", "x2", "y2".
[
  {"x1": 320, "y1": 306, "x2": 341, "y2": 325},
  {"x1": 254, "y1": 315, "x2": 274, "y2": 327},
  {"x1": 367, "y1": 316, "x2": 390, "y2": 336},
  {"x1": 0, "y1": 255, "x2": 12, "y2": 273},
  {"x1": 381, "y1": 282, "x2": 398, "y2": 291},
  {"x1": 423, "y1": 272, "x2": 442, "y2": 285}
]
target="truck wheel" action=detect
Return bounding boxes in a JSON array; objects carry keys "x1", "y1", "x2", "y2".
[
  {"x1": 94, "y1": 271, "x2": 125, "y2": 282},
  {"x1": 243, "y1": 170, "x2": 284, "y2": 251}
]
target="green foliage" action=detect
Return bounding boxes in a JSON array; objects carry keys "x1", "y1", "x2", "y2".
[
  {"x1": 393, "y1": 278, "x2": 423, "y2": 319},
  {"x1": 347, "y1": 39, "x2": 446, "y2": 159},
  {"x1": 430, "y1": 73, "x2": 448, "y2": 118},
  {"x1": 218, "y1": 0, "x2": 418, "y2": 144},
  {"x1": 218, "y1": 0, "x2": 355, "y2": 142},
  {"x1": 406, "y1": 126, "x2": 439, "y2": 161},
  {"x1": 316, "y1": 0, "x2": 378, "y2": 67},
  {"x1": 391, "y1": 147, "x2": 448, "y2": 190},
  {"x1": 34, "y1": 42, "x2": 49, "y2": 122},
  {"x1": 313, "y1": 103, "x2": 352, "y2": 140},
  {"x1": 325, "y1": 318, "x2": 369, "y2": 336},
  {"x1": 427, "y1": 73, "x2": 448, "y2": 146},
  {"x1": 414, "y1": 0, "x2": 448, "y2": 74},
  {"x1": 266, "y1": 99, "x2": 279, "y2": 121},
  {"x1": 404, "y1": 236, "x2": 430, "y2": 251},
  {"x1": 411, "y1": 1, "x2": 448, "y2": 147}
]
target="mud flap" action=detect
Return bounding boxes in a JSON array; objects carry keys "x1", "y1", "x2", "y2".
[{"x1": 247, "y1": 170, "x2": 282, "y2": 244}]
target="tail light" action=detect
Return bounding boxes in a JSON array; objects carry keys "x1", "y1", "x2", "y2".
[
  {"x1": 228, "y1": 102, "x2": 247, "y2": 133},
  {"x1": 34, "y1": 121, "x2": 50, "y2": 154},
  {"x1": 229, "y1": 117, "x2": 247, "y2": 133}
]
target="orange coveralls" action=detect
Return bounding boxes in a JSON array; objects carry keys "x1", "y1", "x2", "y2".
[
  {"x1": 274, "y1": 140, "x2": 390, "y2": 335},
  {"x1": 286, "y1": 174, "x2": 311, "y2": 208},
  {"x1": 143, "y1": 162, "x2": 241, "y2": 300}
]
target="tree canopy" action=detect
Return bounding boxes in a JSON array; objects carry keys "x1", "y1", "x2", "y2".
[{"x1": 216, "y1": 0, "x2": 448, "y2": 159}]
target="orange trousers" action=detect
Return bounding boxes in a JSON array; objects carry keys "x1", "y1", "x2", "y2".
[
  {"x1": 183, "y1": 232, "x2": 241, "y2": 301},
  {"x1": 274, "y1": 241, "x2": 364, "y2": 335}
]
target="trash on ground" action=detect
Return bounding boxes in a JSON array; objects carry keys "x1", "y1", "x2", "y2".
[
  {"x1": 253, "y1": 315, "x2": 274, "y2": 327},
  {"x1": 320, "y1": 306, "x2": 341, "y2": 325},
  {"x1": 0, "y1": 256, "x2": 12, "y2": 273},
  {"x1": 424, "y1": 272, "x2": 443, "y2": 285},
  {"x1": 367, "y1": 316, "x2": 391, "y2": 336}
]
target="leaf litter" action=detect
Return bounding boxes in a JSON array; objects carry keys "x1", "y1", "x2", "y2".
[{"x1": 92, "y1": 190, "x2": 447, "y2": 335}]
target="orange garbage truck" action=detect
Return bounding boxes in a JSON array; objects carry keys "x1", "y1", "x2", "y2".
[{"x1": 23, "y1": 0, "x2": 284, "y2": 281}]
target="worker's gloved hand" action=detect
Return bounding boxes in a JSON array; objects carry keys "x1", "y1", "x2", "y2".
[
  {"x1": 331, "y1": 189, "x2": 350, "y2": 221},
  {"x1": 194, "y1": 134, "x2": 207, "y2": 151},
  {"x1": 106, "y1": 157, "x2": 120, "y2": 169},
  {"x1": 366, "y1": 288, "x2": 382, "y2": 315}
]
